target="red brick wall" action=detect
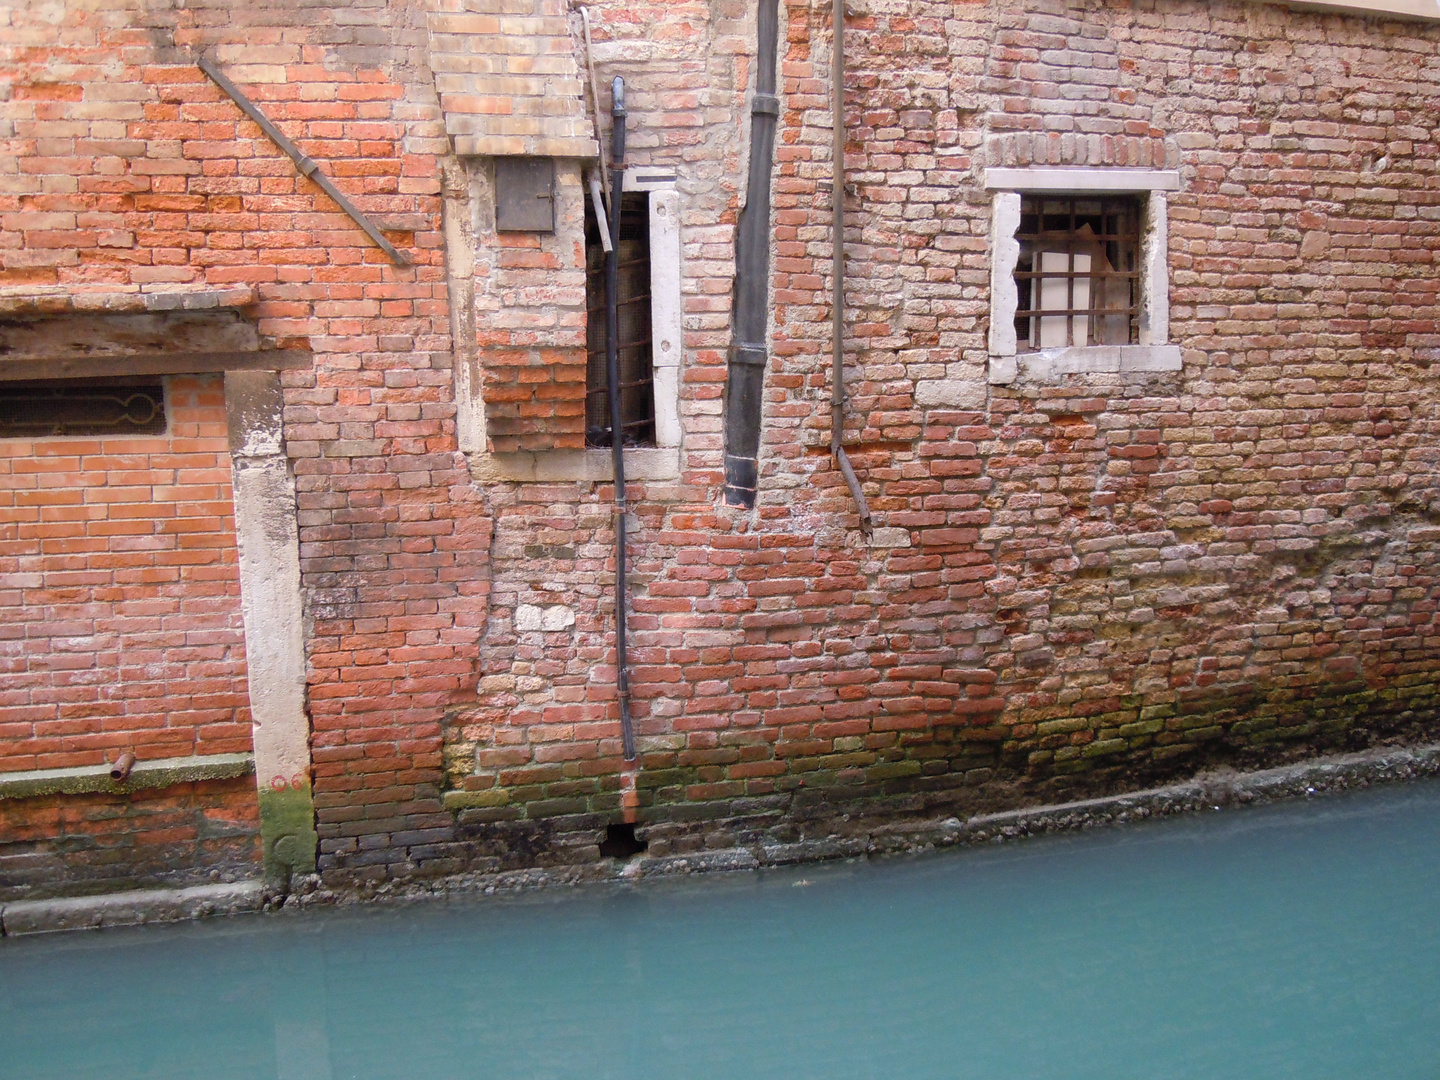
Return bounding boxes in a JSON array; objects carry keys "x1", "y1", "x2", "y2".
[
  {"x1": 6, "y1": 0, "x2": 1440, "y2": 896},
  {"x1": 0, "y1": 374, "x2": 262, "y2": 898},
  {"x1": 0, "y1": 779, "x2": 259, "y2": 902},
  {"x1": 0, "y1": 375, "x2": 250, "y2": 772}
]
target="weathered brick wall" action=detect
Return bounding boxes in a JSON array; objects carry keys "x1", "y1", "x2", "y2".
[
  {"x1": 471, "y1": 159, "x2": 591, "y2": 452},
  {"x1": 731, "y1": 0, "x2": 1440, "y2": 803},
  {"x1": 0, "y1": 373, "x2": 261, "y2": 899},
  {"x1": 426, "y1": 0, "x2": 598, "y2": 452},
  {"x1": 7, "y1": 0, "x2": 1440, "y2": 896},
  {"x1": 0, "y1": 778, "x2": 259, "y2": 901},
  {"x1": 435, "y1": 0, "x2": 1440, "y2": 874},
  {"x1": 435, "y1": 0, "x2": 760, "y2": 866}
]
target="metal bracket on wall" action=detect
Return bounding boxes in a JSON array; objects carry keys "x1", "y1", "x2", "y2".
[{"x1": 197, "y1": 55, "x2": 412, "y2": 267}]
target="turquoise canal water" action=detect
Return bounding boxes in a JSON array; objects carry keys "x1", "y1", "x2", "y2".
[{"x1": 4, "y1": 780, "x2": 1440, "y2": 1079}]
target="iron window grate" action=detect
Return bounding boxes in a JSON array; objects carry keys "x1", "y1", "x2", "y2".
[
  {"x1": 585, "y1": 193, "x2": 656, "y2": 448},
  {"x1": 0, "y1": 380, "x2": 166, "y2": 438},
  {"x1": 1014, "y1": 195, "x2": 1141, "y2": 349}
]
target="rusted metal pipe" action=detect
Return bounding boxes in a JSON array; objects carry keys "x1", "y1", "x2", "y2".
[
  {"x1": 721, "y1": 0, "x2": 781, "y2": 507},
  {"x1": 831, "y1": 0, "x2": 872, "y2": 535},
  {"x1": 197, "y1": 55, "x2": 411, "y2": 267},
  {"x1": 109, "y1": 752, "x2": 136, "y2": 783}
]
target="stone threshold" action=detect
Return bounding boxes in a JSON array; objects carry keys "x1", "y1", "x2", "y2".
[{"x1": 0, "y1": 752, "x2": 255, "y2": 800}]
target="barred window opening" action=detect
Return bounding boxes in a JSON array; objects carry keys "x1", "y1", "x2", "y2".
[
  {"x1": 1014, "y1": 195, "x2": 1140, "y2": 350},
  {"x1": 585, "y1": 193, "x2": 655, "y2": 448},
  {"x1": 0, "y1": 380, "x2": 166, "y2": 438}
]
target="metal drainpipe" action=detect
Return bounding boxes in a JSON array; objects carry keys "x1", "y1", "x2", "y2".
[
  {"x1": 721, "y1": 0, "x2": 780, "y2": 507},
  {"x1": 831, "y1": 0, "x2": 872, "y2": 534},
  {"x1": 606, "y1": 77, "x2": 637, "y2": 763}
]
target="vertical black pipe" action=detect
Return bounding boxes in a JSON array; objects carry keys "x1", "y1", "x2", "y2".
[
  {"x1": 723, "y1": 0, "x2": 781, "y2": 506},
  {"x1": 606, "y1": 77, "x2": 636, "y2": 762}
]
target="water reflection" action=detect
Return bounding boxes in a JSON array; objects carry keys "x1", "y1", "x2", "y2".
[
  {"x1": 2, "y1": 779, "x2": 1440, "y2": 1080},
  {"x1": 270, "y1": 931, "x2": 332, "y2": 1080}
]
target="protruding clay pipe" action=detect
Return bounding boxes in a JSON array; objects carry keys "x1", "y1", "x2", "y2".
[{"x1": 109, "y1": 751, "x2": 136, "y2": 783}]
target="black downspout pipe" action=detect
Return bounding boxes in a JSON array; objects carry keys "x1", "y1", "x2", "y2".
[
  {"x1": 722, "y1": 0, "x2": 780, "y2": 507},
  {"x1": 606, "y1": 77, "x2": 636, "y2": 762}
]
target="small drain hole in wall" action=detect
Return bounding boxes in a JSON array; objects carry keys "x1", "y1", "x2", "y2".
[{"x1": 598, "y1": 822, "x2": 648, "y2": 859}]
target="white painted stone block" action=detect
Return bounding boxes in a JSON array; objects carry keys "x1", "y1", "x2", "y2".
[
  {"x1": 988, "y1": 192, "x2": 1021, "y2": 357},
  {"x1": 916, "y1": 377, "x2": 987, "y2": 408},
  {"x1": 515, "y1": 604, "x2": 576, "y2": 632},
  {"x1": 870, "y1": 528, "x2": 912, "y2": 548}
]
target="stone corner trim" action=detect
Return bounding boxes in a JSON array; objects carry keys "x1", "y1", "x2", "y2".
[{"x1": 0, "y1": 753, "x2": 256, "y2": 801}]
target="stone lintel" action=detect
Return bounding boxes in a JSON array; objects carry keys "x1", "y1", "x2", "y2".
[
  {"x1": 984, "y1": 168, "x2": 1182, "y2": 192},
  {"x1": 1255, "y1": 0, "x2": 1440, "y2": 19},
  {"x1": 0, "y1": 284, "x2": 256, "y2": 317},
  {"x1": 453, "y1": 135, "x2": 599, "y2": 158}
]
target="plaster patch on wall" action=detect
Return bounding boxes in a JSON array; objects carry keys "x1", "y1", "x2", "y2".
[{"x1": 515, "y1": 604, "x2": 577, "y2": 632}]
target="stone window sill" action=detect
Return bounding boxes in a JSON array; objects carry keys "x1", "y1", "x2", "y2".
[
  {"x1": 469, "y1": 447, "x2": 681, "y2": 483},
  {"x1": 989, "y1": 345, "x2": 1182, "y2": 385},
  {"x1": 0, "y1": 753, "x2": 255, "y2": 800}
]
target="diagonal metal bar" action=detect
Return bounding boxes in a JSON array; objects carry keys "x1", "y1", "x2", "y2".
[{"x1": 197, "y1": 55, "x2": 412, "y2": 267}]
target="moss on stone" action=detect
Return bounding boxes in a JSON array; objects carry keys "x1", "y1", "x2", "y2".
[{"x1": 258, "y1": 785, "x2": 317, "y2": 881}]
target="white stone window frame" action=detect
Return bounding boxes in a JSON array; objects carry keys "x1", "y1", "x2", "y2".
[
  {"x1": 454, "y1": 168, "x2": 684, "y2": 483},
  {"x1": 985, "y1": 168, "x2": 1181, "y2": 385}
]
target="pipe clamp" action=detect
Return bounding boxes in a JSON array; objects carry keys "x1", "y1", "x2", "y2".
[{"x1": 730, "y1": 343, "x2": 768, "y2": 368}]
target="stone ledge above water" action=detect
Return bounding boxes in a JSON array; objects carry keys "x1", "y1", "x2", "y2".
[
  {"x1": 0, "y1": 753, "x2": 255, "y2": 801},
  {"x1": 0, "y1": 880, "x2": 266, "y2": 936}
]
